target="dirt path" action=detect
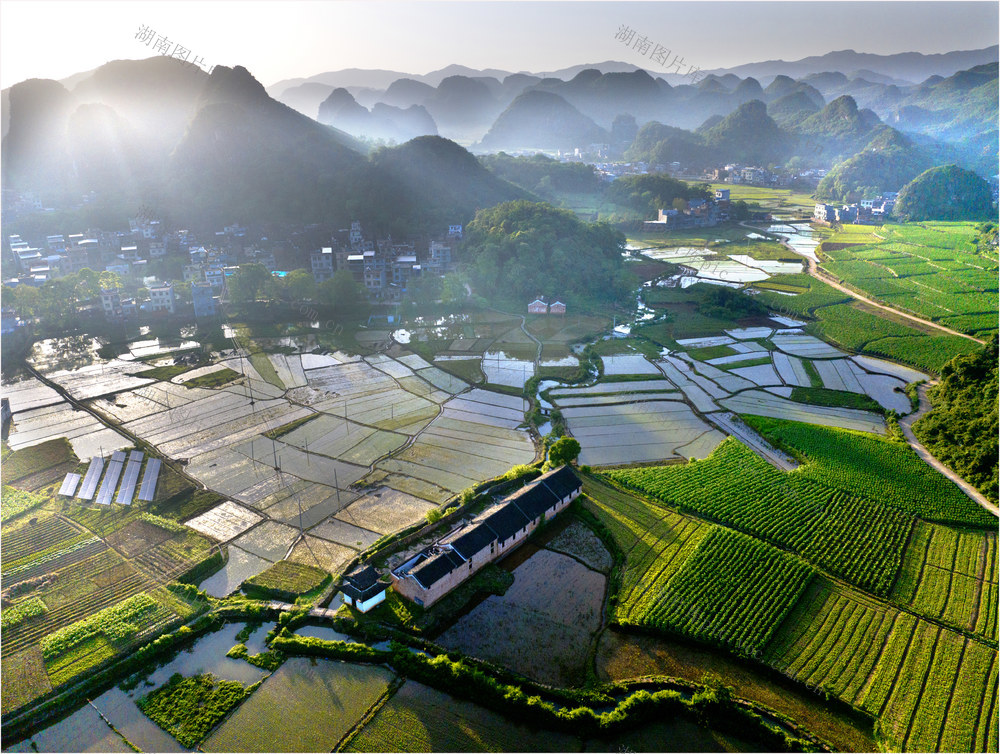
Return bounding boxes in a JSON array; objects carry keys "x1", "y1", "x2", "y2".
[
  {"x1": 899, "y1": 383, "x2": 999, "y2": 517},
  {"x1": 748, "y1": 222, "x2": 985, "y2": 346}
]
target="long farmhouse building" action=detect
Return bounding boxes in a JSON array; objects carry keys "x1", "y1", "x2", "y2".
[{"x1": 391, "y1": 466, "x2": 582, "y2": 607}]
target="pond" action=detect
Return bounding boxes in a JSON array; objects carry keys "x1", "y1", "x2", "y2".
[
  {"x1": 437, "y1": 525, "x2": 608, "y2": 687},
  {"x1": 766, "y1": 222, "x2": 822, "y2": 262}
]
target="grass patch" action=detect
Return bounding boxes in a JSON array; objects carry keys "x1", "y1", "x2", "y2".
[
  {"x1": 242, "y1": 560, "x2": 331, "y2": 602},
  {"x1": 720, "y1": 356, "x2": 772, "y2": 371},
  {"x1": 1, "y1": 438, "x2": 75, "y2": 485},
  {"x1": 434, "y1": 358, "x2": 485, "y2": 384},
  {"x1": 789, "y1": 387, "x2": 884, "y2": 413},
  {"x1": 263, "y1": 414, "x2": 318, "y2": 441},
  {"x1": 45, "y1": 635, "x2": 119, "y2": 687},
  {"x1": 1, "y1": 485, "x2": 51, "y2": 522},
  {"x1": 226, "y1": 643, "x2": 285, "y2": 671},
  {"x1": 181, "y1": 367, "x2": 242, "y2": 389},
  {"x1": 138, "y1": 672, "x2": 258, "y2": 748},
  {"x1": 135, "y1": 364, "x2": 195, "y2": 381},
  {"x1": 684, "y1": 344, "x2": 737, "y2": 361},
  {"x1": 1, "y1": 597, "x2": 47, "y2": 629}
]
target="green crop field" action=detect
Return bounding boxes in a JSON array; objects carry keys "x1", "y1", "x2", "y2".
[
  {"x1": 818, "y1": 223, "x2": 999, "y2": 340},
  {"x1": 603, "y1": 439, "x2": 913, "y2": 596},
  {"x1": 752, "y1": 272, "x2": 852, "y2": 317},
  {"x1": 764, "y1": 577, "x2": 998, "y2": 753},
  {"x1": 892, "y1": 521, "x2": 998, "y2": 640},
  {"x1": 639, "y1": 527, "x2": 814, "y2": 657},
  {"x1": 742, "y1": 416, "x2": 996, "y2": 527},
  {"x1": 580, "y1": 477, "x2": 711, "y2": 623},
  {"x1": 243, "y1": 560, "x2": 331, "y2": 602}
]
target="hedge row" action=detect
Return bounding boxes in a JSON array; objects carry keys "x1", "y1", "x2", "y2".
[{"x1": 269, "y1": 635, "x2": 820, "y2": 751}]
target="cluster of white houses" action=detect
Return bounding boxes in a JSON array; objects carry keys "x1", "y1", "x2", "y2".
[{"x1": 340, "y1": 466, "x2": 582, "y2": 611}]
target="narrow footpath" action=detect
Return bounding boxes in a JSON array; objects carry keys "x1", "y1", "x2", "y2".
[
  {"x1": 899, "y1": 382, "x2": 999, "y2": 517},
  {"x1": 743, "y1": 221, "x2": 983, "y2": 344}
]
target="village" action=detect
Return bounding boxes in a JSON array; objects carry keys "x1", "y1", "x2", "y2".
[{"x1": 3, "y1": 211, "x2": 465, "y2": 329}]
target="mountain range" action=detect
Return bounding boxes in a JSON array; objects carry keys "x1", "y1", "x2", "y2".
[{"x1": 1, "y1": 58, "x2": 525, "y2": 233}]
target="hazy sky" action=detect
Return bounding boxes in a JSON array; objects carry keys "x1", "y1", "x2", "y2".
[{"x1": 0, "y1": 1, "x2": 996, "y2": 89}]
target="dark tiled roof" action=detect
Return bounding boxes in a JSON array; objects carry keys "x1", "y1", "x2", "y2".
[
  {"x1": 504, "y1": 466, "x2": 581, "y2": 520},
  {"x1": 449, "y1": 523, "x2": 497, "y2": 560},
  {"x1": 410, "y1": 549, "x2": 466, "y2": 589},
  {"x1": 539, "y1": 465, "x2": 581, "y2": 500},
  {"x1": 342, "y1": 564, "x2": 385, "y2": 601},
  {"x1": 506, "y1": 481, "x2": 559, "y2": 521},
  {"x1": 482, "y1": 503, "x2": 530, "y2": 542}
]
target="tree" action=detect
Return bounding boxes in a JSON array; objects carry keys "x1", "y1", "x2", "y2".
[
  {"x1": 548, "y1": 436, "x2": 581, "y2": 466},
  {"x1": 283, "y1": 269, "x2": 316, "y2": 302},
  {"x1": 227, "y1": 263, "x2": 270, "y2": 305},
  {"x1": 99, "y1": 270, "x2": 123, "y2": 291},
  {"x1": 318, "y1": 270, "x2": 366, "y2": 316}
]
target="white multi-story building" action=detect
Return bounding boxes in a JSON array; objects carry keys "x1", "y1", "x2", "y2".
[{"x1": 149, "y1": 282, "x2": 176, "y2": 314}]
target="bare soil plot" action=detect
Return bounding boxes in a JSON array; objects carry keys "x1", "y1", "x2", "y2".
[
  {"x1": 287, "y1": 535, "x2": 356, "y2": 573},
  {"x1": 334, "y1": 487, "x2": 437, "y2": 535},
  {"x1": 184, "y1": 501, "x2": 263, "y2": 541},
  {"x1": 438, "y1": 548, "x2": 606, "y2": 687}
]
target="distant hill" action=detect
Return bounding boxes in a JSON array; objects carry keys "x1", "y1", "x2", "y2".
[
  {"x1": 702, "y1": 99, "x2": 790, "y2": 165},
  {"x1": 893, "y1": 164, "x2": 995, "y2": 221},
  {"x1": 702, "y1": 46, "x2": 999, "y2": 85},
  {"x1": 476, "y1": 90, "x2": 609, "y2": 151},
  {"x1": 1, "y1": 59, "x2": 525, "y2": 232},
  {"x1": 815, "y1": 128, "x2": 933, "y2": 203}
]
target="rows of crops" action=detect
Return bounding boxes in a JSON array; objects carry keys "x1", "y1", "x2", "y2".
[
  {"x1": 741, "y1": 416, "x2": 996, "y2": 527},
  {"x1": 892, "y1": 521, "x2": 998, "y2": 640},
  {"x1": 765, "y1": 577, "x2": 998, "y2": 752},
  {"x1": 817, "y1": 222, "x2": 999, "y2": 340},
  {"x1": 641, "y1": 528, "x2": 814, "y2": 657},
  {"x1": 579, "y1": 478, "x2": 710, "y2": 623},
  {"x1": 602, "y1": 439, "x2": 913, "y2": 596},
  {"x1": 752, "y1": 273, "x2": 851, "y2": 316}
]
